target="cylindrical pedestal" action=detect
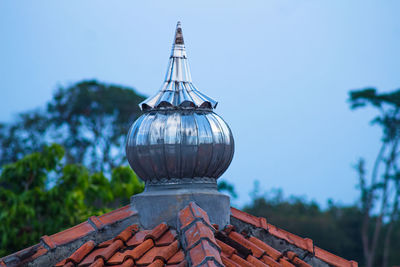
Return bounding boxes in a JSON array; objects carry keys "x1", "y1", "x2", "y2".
[{"x1": 130, "y1": 178, "x2": 230, "y2": 229}]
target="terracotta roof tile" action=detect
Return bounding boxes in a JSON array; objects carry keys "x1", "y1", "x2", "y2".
[
  {"x1": 78, "y1": 247, "x2": 107, "y2": 266},
  {"x1": 179, "y1": 202, "x2": 212, "y2": 230},
  {"x1": 149, "y1": 258, "x2": 165, "y2": 267},
  {"x1": 3, "y1": 202, "x2": 357, "y2": 267},
  {"x1": 126, "y1": 230, "x2": 151, "y2": 246},
  {"x1": 156, "y1": 229, "x2": 178, "y2": 246},
  {"x1": 261, "y1": 255, "x2": 282, "y2": 267},
  {"x1": 145, "y1": 223, "x2": 169, "y2": 241},
  {"x1": 221, "y1": 255, "x2": 241, "y2": 267},
  {"x1": 89, "y1": 257, "x2": 104, "y2": 267},
  {"x1": 247, "y1": 254, "x2": 268, "y2": 267},
  {"x1": 121, "y1": 258, "x2": 135, "y2": 267},
  {"x1": 228, "y1": 231, "x2": 264, "y2": 258},
  {"x1": 230, "y1": 254, "x2": 249, "y2": 267},
  {"x1": 66, "y1": 240, "x2": 95, "y2": 264},
  {"x1": 314, "y1": 246, "x2": 358, "y2": 267},
  {"x1": 114, "y1": 225, "x2": 139, "y2": 243},
  {"x1": 184, "y1": 221, "x2": 215, "y2": 250},
  {"x1": 168, "y1": 250, "x2": 185, "y2": 265},
  {"x1": 279, "y1": 257, "x2": 296, "y2": 267},
  {"x1": 231, "y1": 207, "x2": 268, "y2": 229},
  {"x1": 49, "y1": 221, "x2": 95, "y2": 248},
  {"x1": 136, "y1": 246, "x2": 168, "y2": 265},
  {"x1": 96, "y1": 205, "x2": 136, "y2": 225},
  {"x1": 248, "y1": 236, "x2": 281, "y2": 260},
  {"x1": 188, "y1": 240, "x2": 222, "y2": 267}
]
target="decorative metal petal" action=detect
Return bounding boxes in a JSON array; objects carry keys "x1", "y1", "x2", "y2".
[{"x1": 140, "y1": 22, "x2": 217, "y2": 111}]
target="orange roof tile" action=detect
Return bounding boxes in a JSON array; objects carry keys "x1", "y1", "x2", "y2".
[{"x1": 0, "y1": 202, "x2": 358, "y2": 267}]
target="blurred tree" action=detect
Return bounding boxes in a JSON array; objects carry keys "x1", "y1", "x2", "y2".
[
  {"x1": 243, "y1": 187, "x2": 364, "y2": 263},
  {"x1": 0, "y1": 144, "x2": 144, "y2": 257},
  {"x1": 217, "y1": 180, "x2": 238, "y2": 199},
  {"x1": 0, "y1": 80, "x2": 146, "y2": 173},
  {"x1": 349, "y1": 88, "x2": 400, "y2": 267}
]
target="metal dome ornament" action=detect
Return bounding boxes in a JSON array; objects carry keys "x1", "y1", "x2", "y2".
[
  {"x1": 128, "y1": 22, "x2": 234, "y2": 228},
  {"x1": 126, "y1": 22, "x2": 234, "y2": 183}
]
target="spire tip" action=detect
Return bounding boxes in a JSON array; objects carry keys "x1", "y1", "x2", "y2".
[{"x1": 174, "y1": 21, "x2": 184, "y2": 45}]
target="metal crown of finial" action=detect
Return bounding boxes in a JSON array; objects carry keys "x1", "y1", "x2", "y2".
[{"x1": 140, "y1": 22, "x2": 217, "y2": 111}]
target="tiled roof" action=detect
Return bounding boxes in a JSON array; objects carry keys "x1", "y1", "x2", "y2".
[{"x1": 0, "y1": 203, "x2": 357, "y2": 267}]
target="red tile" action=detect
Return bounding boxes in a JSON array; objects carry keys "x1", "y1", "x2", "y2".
[
  {"x1": 230, "y1": 254, "x2": 250, "y2": 267},
  {"x1": 67, "y1": 240, "x2": 95, "y2": 264},
  {"x1": 230, "y1": 207, "x2": 266, "y2": 229},
  {"x1": 314, "y1": 246, "x2": 356, "y2": 267},
  {"x1": 97, "y1": 205, "x2": 136, "y2": 226},
  {"x1": 248, "y1": 236, "x2": 281, "y2": 260},
  {"x1": 178, "y1": 202, "x2": 212, "y2": 230},
  {"x1": 136, "y1": 246, "x2": 167, "y2": 265},
  {"x1": 268, "y1": 224, "x2": 313, "y2": 253},
  {"x1": 125, "y1": 239, "x2": 154, "y2": 260},
  {"x1": 156, "y1": 240, "x2": 180, "y2": 262},
  {"x1": 41, "y1": 235, "x2": 56, "y2": 249},
  {"x1": 79, "y1": 247, "x2": 107, "y2": 266},
  {"x1": 97, "y1": 239, "x2": 124, "y2": 261},
  {"x1": 228, "y1": 231, "x2": 264, "y2": 258},
  {"x1": 221, "y1": 255, "x2": 241, "y2": 267},
  {"x1": 261, "y1": 255, "x2": 282, "y2": 267},
  {"x1": 167, "y1": 259, "x2": 187, "y2": 267},
  {"x1": 149, "y1": 258, "x2": 165, "y2": 267},
  {"x1": 64, "y1": 262, "x2": 74, "y2": 267},
  {"x1": 49, "y1": 221, "x2": 95, "y2": 247},
  {"x1": 126, "y1": 230, "x2": 151, "y2": 247},
  {"x1": 89, "y1": 257, "x2": 104, "y2": 267},
  {"x1": 108, "y1": 250, "x2": 127, "y2": 265},
  {"x1": 156, "y1": 230, "x2": 177, "y2": 246},
  {"x1": 184, "y1": 221, "x2": 215, "y2": 249},
  {"x1": 167, "y1": 250, "x2": 185, "y2": 264},
  {"x1": 89, "y1": 216, "x2": 105, "y2": 230},
  {"x1": 215, "y1": 240, "x2": 236, "y2": 258},
  {"x1": 115, "y1": 225, "x2": 139, "y2": 243},
  {"x1": 279, "y1": 258, "x2": 295, "y2": 267},
  {"x1": 247, "y1": 255, "x2": 268, "y2": 267},
  {"x1": 189, "y1": 240, "x2": 222, "y2": 266},
  {"x1": 0, "y1": 260, "x2": 6, "y2": 267},
  {"x1": 121, "y1": 258, "x2": 135, "y2": 267},
  {"x1": 146, "y1": 223, "x2": 169, "y2": 241},
  {"x1": 98, "y1": 239, "x2": 113, "y2": 248}
]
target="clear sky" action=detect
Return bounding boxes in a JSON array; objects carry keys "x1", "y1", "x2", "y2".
[{"x1": 1, "y1": 1, "x2": 400, "y2": 207}]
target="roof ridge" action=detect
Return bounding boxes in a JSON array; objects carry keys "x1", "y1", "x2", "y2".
[
  {"x1": 230, "y1": 207, "x2": 358, "y2": 267},
  {"x1": 178, "y1": 202, "x2": 224, "y2": 267}
]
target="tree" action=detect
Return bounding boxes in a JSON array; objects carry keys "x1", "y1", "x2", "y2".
[
  {"x1": 0, "y1": 80, "x2": 146, "y2": 173},
  {"x1": 0, "y1": 144, "x2": 144, "y2": 257},
  {"x1": 349, "y1": 88, "x2": 400, "y2": 267}
]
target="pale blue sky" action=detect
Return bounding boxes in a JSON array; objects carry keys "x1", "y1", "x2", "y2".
[{"x1": 1, "y1": 1, "x2": 400, "y2": 206}]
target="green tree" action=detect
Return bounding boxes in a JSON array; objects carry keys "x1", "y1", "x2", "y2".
[
  {"x1": 349, "y1": 88, "x2": 400, "y2": 267},
  {"x1": 0, "y1": 80, "x2": 146, "y2": 173},
  {"x1": 0, "y1": 144, "x2": 144, "y2": 257}
]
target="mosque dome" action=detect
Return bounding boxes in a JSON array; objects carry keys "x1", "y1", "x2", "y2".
[{"x1": 126, "y1": 22, "x2": 234, "y2": 182}]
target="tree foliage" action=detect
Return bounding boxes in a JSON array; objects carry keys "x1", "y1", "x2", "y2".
[
  {"x1": 243, "y1": 186, "x2": 400, "y2": 266},
  {"x1": 349, "y1": 88, "x2": 400, "y2": 267},
  {"x1": 0, "y1": 80, "x2": 146, "y2": 173},
  {"x1": 0, "y1": 144, "x2": 144, "y2": 257}
]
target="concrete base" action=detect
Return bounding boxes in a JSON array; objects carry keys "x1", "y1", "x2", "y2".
[{"x1": 130, "y1": 179, "x2": 230, "y2": 229}]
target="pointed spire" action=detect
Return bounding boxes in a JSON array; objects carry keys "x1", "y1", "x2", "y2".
[
  {"x1": 174, "y1": 21, "x2": 184, "y2": 45},
  {"x1": 140, "y1": 22, "x2": 217, "y2": 111}
]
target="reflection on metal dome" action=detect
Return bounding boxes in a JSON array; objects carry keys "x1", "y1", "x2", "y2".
[{"x1": 126, "y1": 22, "x2": 234, "y2": 182}]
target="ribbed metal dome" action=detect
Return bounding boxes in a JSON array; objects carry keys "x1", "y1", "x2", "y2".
[{"x1": 126, "y1": 22, "x2": 234, "y2": 182}]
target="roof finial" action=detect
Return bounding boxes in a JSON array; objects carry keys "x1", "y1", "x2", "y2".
[
  {"x1": 174, "y1": 21, "x2": 184, "y2": 45},
  {"x1": 139, "y1": 22, "x2": 218, "y2": 110}
]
